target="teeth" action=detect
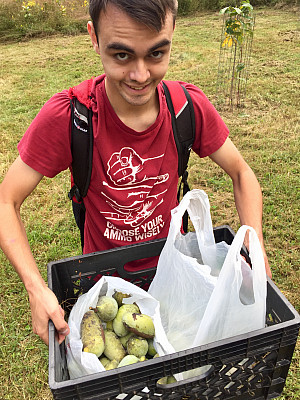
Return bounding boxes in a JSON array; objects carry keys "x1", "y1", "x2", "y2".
[{"x1": 128, "y1": 85, "x2": 146, "y2": 90}]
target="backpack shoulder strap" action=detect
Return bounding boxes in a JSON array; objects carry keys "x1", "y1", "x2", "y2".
[
  {"x1": 162, "y1": 80, "x2": 195, "y2": 178},
  {"x1": 68, "y1": 79, "x2": 94, "y2": 202},
  {"x1": 163, "y1": 81, "x2": 195, "y2": 232}
]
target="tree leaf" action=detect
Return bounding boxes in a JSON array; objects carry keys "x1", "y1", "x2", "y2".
[
  {"x1": 241, "y1": 3, "x2": 253, "y2": 10},
  {"x1": 220, "y1": 7, "x2": 229, "y2": 15},
  {"x1": 222, "y1": 37, "x2": 228, "y2": 47},
  {"x1": 236, "y1": 63, "x2": 245, "y2": 72}
]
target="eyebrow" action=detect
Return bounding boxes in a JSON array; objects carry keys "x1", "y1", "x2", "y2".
[{"x1": 106, "y1": 39, "x2": 171, "y2": 54}]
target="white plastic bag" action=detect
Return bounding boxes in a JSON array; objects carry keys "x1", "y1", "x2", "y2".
[
  {"x1": 148, "y1": 189, "x2": 230, "y2": 351},
  {"x1": 66, "y1": 275, "x2": 174, "y2": 379},
  {"x1": 148, "y1": 189, "x2": 267, "y2": 353},
  {"x1": 194, "y1": 224, "x2": 267, "y2": 346}
]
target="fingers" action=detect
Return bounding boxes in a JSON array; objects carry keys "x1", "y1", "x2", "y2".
[
  {"x1": 57, "y1": 330, "x2": 69, "y2": 345},
  {"x1": 241, "y1": 253, "x2": 272, "y2": 280},
  {"x1": 50, "y1": 305, "x2": 70, "y2": 342},
  {"x1": 264, "y1": 256, "x2": 272, "y2": 279},
  {"x1": 30, "y1": 287, "x2": 69, "y2": 346},
  {"x1": 260, "y1": 245, "x2": 272, "y2": 279}
]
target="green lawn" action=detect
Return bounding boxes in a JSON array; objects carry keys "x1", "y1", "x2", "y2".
[{"x1": 0, "y1": 6, "x2": 299, "y2": 400}]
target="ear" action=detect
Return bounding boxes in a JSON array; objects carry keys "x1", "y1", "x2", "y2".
[{"x1": 87, "y1": 21, "x2": 100, "y2": 55}]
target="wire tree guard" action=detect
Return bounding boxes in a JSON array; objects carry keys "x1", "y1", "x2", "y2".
[{"x1": 216, "y1": 1, "x2": 255, "y2": 110}]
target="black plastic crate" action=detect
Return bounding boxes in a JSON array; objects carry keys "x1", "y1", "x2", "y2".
[{"x1": 47, "y1": 225, "x2": 300, "y2": 400}]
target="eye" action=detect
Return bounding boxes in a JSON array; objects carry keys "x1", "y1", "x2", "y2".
[
  {"x1": 150, "y1": 51, "x2": 163, "y2": 60},
  {"x1": 115, "y1": 53, "x2": 129, "y2": 61}
]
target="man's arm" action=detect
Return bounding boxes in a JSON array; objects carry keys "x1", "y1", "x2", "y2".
[
  {"x1": 0, "y1": 156, "x2": 70, "y2": 344},
  {"x1": 209, "y1": 138, "x2": 271, "y2": 278}
]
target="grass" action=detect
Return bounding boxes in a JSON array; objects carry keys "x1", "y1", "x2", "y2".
[
  {"x1": 0, "y1": 0, "x2": 88, "y2": 42},
  {"x1": 0, "y1": 6, "x2": 299, "y2": 400}
]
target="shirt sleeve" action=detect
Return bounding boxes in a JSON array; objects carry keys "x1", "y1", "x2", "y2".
[
  {"x1": 180, "y1": 82, "x2": 229, "y2": 158},
  {"x1": 17, "y1": 90, "x2": 72, "y2": 177}
]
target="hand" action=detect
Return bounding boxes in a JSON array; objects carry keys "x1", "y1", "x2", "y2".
[
  {"x1": 262, "y1": 248, "x2": 272, "y2": 279},
  {"x1": 256, "y1": 237, "x2": 272, "y2": 279},
  {"x1": 242, "y1": 242, "x2": 272, "y2": 280},
  {"x1": 241, "y1": 252, "x2": 271, "y2": 279},
  {"x1": 29, "y1": 285, "x2": 70, "y2": 345}
]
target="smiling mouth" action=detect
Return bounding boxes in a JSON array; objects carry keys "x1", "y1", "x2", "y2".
[{"x1": 126, "y1": 83, "x2": 150, "y2": 91}]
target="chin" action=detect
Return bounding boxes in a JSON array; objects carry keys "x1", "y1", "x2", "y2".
[{"x1": 122, "y1": 93, "x2": 153, "y2": 107}]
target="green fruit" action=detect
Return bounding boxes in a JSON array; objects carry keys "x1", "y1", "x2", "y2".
[
  {"x1": 147, "y1": 339, "x2": 157, "y2": 357},
  {"x1": 157, "y1": 376, "x2": 177, "y2": 385},
  {"x1": 80, "y1": 310, "x2": 105, "y2": 357},
  {"x1": 99, "y1": 356, "x2": 110, "y2": 368},
  {"x1": 112, "y1": 291, "x2": 131, "y2": 307},
  {"x1": 157, "y1": 377, "x2": 168, "y2": 385},
  {"x1": 105, "y1": 320, "x2": 113, "y2": 331},
  {"x1": 127, "y1": 336, "x2": 148, "y2": 358},
  {"x1": 95, "y1": 295, "x2": 118, "y2": 322},
  {"x1": 118, "y1": 355, "x2": 139, "y2": 368},
  {"x1": 167, "y1": 376, "x2": 177, "y2": 384},
  {"x1": 104, "y1": 330, "x2": 126, "y2": 362},
  {"x1": 105, "y1": 359, "x2": 119, "y2": 370},
  {"x1": 113, "y1": 304, "x2": 140, "y2": 337},
  {"x1": 119, "y1": 332, "x2": 134, "y2": 347},
  {"x1": 122, "y1": 313, "x2": 155, "y2": 339}
]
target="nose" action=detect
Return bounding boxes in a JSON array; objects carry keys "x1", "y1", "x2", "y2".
[{"x1": 129, "y1": 59, "x2": 150, "y2": 83}]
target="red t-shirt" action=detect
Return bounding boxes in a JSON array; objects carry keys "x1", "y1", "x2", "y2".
[{"x1": 18, "y1": 75, "x2": 228, "y2": 264}]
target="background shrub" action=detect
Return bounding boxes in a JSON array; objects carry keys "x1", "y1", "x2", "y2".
[
  {"x1": 0, "y1": 0, "x2": 299, "y2": 41},
  {"x1": 177, "y1": 0, "x2": 299, "y2": 14},
  {"x1": 0, "y1": 0, "x2": 88, "y2": 41}
]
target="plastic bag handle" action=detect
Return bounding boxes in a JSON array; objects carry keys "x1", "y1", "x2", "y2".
[
  {"x1": 221, "y1": 225, "x2": 266, "y2": 300},
  {"x1": 169, "y1": 189, "x2": 215, "y2": 246}
]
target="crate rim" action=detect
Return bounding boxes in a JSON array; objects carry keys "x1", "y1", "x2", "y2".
[
  {"x1": 47, "y1": 236, "x2": 167, "y2": 267},
  {"x1": 47, "y1": 225, "x2": 235, "y2": 268}
]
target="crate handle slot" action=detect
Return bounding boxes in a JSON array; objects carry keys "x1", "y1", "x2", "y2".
[{"x1": 156, "y1": 365, "x2": 214, "y2": 389}]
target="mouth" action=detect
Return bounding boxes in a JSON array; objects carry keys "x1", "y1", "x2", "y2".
[{"x1": 125, "y1": 82, "x2": 151, "y2": 92}]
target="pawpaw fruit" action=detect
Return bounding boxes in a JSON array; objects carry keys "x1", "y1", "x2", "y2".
[{"x1": 80, "y1": 310, "x2": 105, "y2": 357}]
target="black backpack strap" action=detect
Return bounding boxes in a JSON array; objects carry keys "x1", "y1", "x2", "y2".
[
  {"x1": 68, "y1": 97, "x2": 93, "y2": 251},
  {"x1": 163, "y1": 81, "x2": 195, "y2": 232},
  {"x1": 72, "y1": 200, "x2": 86, "y2": 250},
  {"x1": 68, "y1": 97, "x2": 94, "y2": 203}
]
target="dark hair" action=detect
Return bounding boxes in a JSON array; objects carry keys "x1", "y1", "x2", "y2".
[{"x1": 89, "y1": 0, "x2": 178, "y2": 34}]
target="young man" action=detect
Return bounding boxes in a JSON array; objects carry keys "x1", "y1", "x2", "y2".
[{"x1": 0, "y1": 0, "x2": 271, "y2": 346}]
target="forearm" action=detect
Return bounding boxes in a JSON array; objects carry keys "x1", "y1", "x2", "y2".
[
  {"x1": 232, "y1": 167, "x2": 264, "y2": 242},
  {"x1": 0, "y1": 156, "x2": 70, "y2": 344},
  {"x1": 0, "y1": 202, "x2": 46, "y2": 294},
  {"x1": 232, "y1": 167, "x2": 271, "y2": 277},
  {"x1": 209, "y1": 139, "x2": 271, "y2": 277},
  {"x1": 0, "y1": 201, "x2": 70, "y2": 344}
]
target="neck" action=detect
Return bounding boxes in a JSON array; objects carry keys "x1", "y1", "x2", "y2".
[
  {"x1": 105, "y1": 79, "x2": 160, "y2": 132},
  {"x1": 118, "y1": 99, "x2": 160, "y2": 132}
]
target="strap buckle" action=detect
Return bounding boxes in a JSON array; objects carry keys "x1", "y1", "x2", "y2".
[{"x1": 68, "y1": 185, "x2": 83, "y2": 203}]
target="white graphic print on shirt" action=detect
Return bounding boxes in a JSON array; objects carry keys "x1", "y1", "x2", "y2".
[{"x1": 101, "y1": 147, "x2": 169, "y2": 230}]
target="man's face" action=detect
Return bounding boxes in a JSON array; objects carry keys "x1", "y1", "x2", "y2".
[{"x1": 88, "y1": 4, "x2": 174, "y2": 111}]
